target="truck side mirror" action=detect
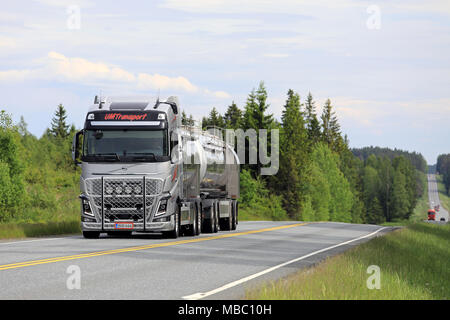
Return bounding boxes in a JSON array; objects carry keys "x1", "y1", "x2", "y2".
[{"x1": 72, "y1": 130, "x2": 83, "y2": 164}]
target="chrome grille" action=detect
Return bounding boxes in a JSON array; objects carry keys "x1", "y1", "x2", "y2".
[{"x1": 85, "y1": 177, "x2": 163, "y2": 223}]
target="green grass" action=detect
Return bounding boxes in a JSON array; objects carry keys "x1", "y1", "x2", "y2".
[
  {"x1": 245, "y1": 223, "x2": 450, "y2": 300},
  {"x1": 0, "y1": 220, "x2": 80, "y2": 239},
  {"x1": 0, "y1": 177, "x2": 81, "y2": 239},
  {"x1": 437, "y1": 175, "x2": 450, "y2": 212}
]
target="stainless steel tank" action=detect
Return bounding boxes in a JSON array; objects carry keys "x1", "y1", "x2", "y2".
[{"x1": 181, "y1": 127, "x2": 240, "y2": 199}]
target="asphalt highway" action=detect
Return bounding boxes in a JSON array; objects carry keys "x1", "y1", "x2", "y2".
[
  {"x1": 0, "y1": 221, "x2": 392, "y2": 300},
  {"x1": 427, "y1": 174, "x2": 449, "y2": 223}
]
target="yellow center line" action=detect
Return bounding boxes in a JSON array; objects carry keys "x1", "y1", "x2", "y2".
[{"x1": 0, "y1": 223, "x2": 307, "y2": 271}]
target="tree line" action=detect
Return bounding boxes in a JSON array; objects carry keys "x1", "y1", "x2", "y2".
[
  {"x1": 195, "y1": 82, "x2": 427, "y2": 224},
  {"x1": 0, "y1": 83, "x2": 428, "y2": 224},
  {"x1": 437, "y1": 154, "x2": 450, "y2": 195}
]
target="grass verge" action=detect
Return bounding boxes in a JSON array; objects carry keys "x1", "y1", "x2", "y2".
[
  {"x1": 0, "y1": 220, "x2": 80, "y2": 239},
  {"x1": 245, "y1": 223, "x2": 449, "y2": 300}
]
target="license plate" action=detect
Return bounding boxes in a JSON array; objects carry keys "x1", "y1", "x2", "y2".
[{"x1": 114, "y1": 222, "x2": 134, "y2": 230}]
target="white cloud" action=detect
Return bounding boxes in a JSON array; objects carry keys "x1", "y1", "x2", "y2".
[
  {"x1": 33, "y1": 0, "x2": 95, "y2": 8},
  {"x1": 0, "y1": 52, "x2": 230, "y2": 98},
  {"x1": 330, "y1": 96, "x2": 450, "y2": 132},
  {"x1": 161, "y1": 0, "x2": 450, "y2": 15},
  {"x1": 160, "y1": 0, "x2": 360, "y2": 14},
  {"x1": 137, "y1": 73, "x2": 197, "y2": 93},
  {"x1": 263, "y1": 53, "x2": 290, "y2": 58},
  {"x1": 0, "y1": 36, "x2": 16, "y2": 48}
]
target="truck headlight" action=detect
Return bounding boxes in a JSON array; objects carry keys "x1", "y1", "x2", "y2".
[
  {"x1": 81, "y1": 198, "x2": 94, "y2": 217},
  {"x1": 155, "y1": 198, "x2": 169, "y2": 217}
]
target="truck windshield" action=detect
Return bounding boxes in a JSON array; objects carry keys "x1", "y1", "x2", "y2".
[{"x1": 83, "y1": 129, "x2": 169, "y2": 162}]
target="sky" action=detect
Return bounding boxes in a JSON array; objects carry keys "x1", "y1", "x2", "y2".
[{"x1": 0, "y1": 0, "x2": 449, "y2": 164}]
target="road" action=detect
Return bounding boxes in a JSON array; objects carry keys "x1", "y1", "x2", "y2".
[
  {"x1": 0, "y1": 221, "x2": 391, "y2": 300},
  {"x1": 427, "y1": 174, "x2": 449, "y2": 223}
]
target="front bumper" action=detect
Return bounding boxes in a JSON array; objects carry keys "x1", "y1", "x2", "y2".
[{"x1": 81, "y1": 214, "x2": 175, "y2": 232}]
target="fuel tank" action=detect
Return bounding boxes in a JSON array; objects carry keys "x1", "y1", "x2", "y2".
[{"x1": 181, "y1": 127, "x2": 240, "y2": 199}]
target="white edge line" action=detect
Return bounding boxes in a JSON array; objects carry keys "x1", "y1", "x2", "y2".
[
  {"x1": 0, "y1": 237, "x2": 74, "y2": 246},
  {"x1": 182, "y1": 226, "x2": 388, "y2": 300}
]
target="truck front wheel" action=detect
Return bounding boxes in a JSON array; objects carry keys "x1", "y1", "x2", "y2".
[{"x1": 163, "y1": 206, "x2": 180, "y2": 239}]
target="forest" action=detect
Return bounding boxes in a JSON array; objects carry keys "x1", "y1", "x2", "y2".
[
  {"x1": 437, "y1": 154, "x2": 450, "y2": 195},
  {"x1": 0, "y1": 82, "x2": 427, "y2": 226}
]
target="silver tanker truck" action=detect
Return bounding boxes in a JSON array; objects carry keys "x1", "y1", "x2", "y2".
[{"x1": 72, "y1": 96, "x2": 240, "y2": 239}]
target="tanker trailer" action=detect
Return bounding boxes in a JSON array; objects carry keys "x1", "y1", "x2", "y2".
[{"x1": 180, "y1": 126, "x2": 240, "y2": 233}]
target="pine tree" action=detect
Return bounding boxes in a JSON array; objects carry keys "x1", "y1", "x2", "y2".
[
  {"x1": 243, "y1": 82, "x2": 275, "y2": 176},
  {"x1": 50, "y1": 104, "x2": 70, "y2": 139},
  {"x1": 320, "y1": 99, "x2": 343, "y2": 153},
  {"x1": 276, "y1": 89, "x2": 309, "y2": 218},
  {"x1": 304, "y1": 93, "x2": 321, "y2": 145},
  {"x1": 17, "y1": 116, "x2": 29, "y2": 136},
  {"x1": 207, "y1": 107, "x2": 224, "y2": 128},
  {"x1": 223, "y1": 102, "x2": 243, "y2": 129},
  {"x1": 244, "y1": 82, "x2": 274, "y2": 130},
  {"x1": 181, "y1": 111, "x2": 188, "y2": 125},
  {"x1": 187, "y1": 114, "x2": 195, "y2": 126}
]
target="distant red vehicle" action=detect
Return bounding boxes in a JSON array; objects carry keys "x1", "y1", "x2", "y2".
[
  {"x1": 434, "y1": 205, "x2": 440, "y2": 212},
  {"x1": 428, "y1": 209, "x2": 436, "y2": 221}
]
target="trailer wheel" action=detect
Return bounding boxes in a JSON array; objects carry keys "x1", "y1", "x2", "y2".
[
  {"x1": 195, "y1": 204, "x2": 201, "y2": 236},
  {"x1": 163, "y1": 206, "x2": 180, "y2": 239},
  {"x1": 213, "y1": 201, "x2": 219, "y2": 233},
  {"x1": 231, "y1": 201, "x2": 237, "y2": 230},
  {"x1": 83, "y1": 231, "x2": 100, "y2": 239},
  {"x1": 202, "y1": 206, "x2": 214, "y2": 233},
  {"x1": 235, "y1": 202, "x2": 239, "y2": 225},
  {"x1": 186, "y1": 204, "x2": 198, "y2": 237}
]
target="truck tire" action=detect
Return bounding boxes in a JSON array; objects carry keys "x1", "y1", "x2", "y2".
[
  {"x1": 202, "y1": 206, "x2": 214, "y2": 233},
  {"x1": 213, "y1": 201, "x2": 219, "y2": 233},
  {"x1": 83, "y1": 231, "x2": 100, "y2": 239},
  {"x1": 195, "y1": 204, "x2": 201, "y2": 236},
  {"x1": 231, "y1": 201, "x2": 237, "y2": 230},
  {"x1": 163, "y1": 206, "x2": 180, "y2": 239},
  {"x1": 235, "y1": 202, "x2": 239, "y2": 225},
  {"x1": 220, "y1": 218, "x2": 232, "y2": 231},
  {"x1": 202, "y1": 218, "x2": 214, "y2": 233},
  {"x1": 186, "y1": 204, "x2": 198, "y2": 237}
]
